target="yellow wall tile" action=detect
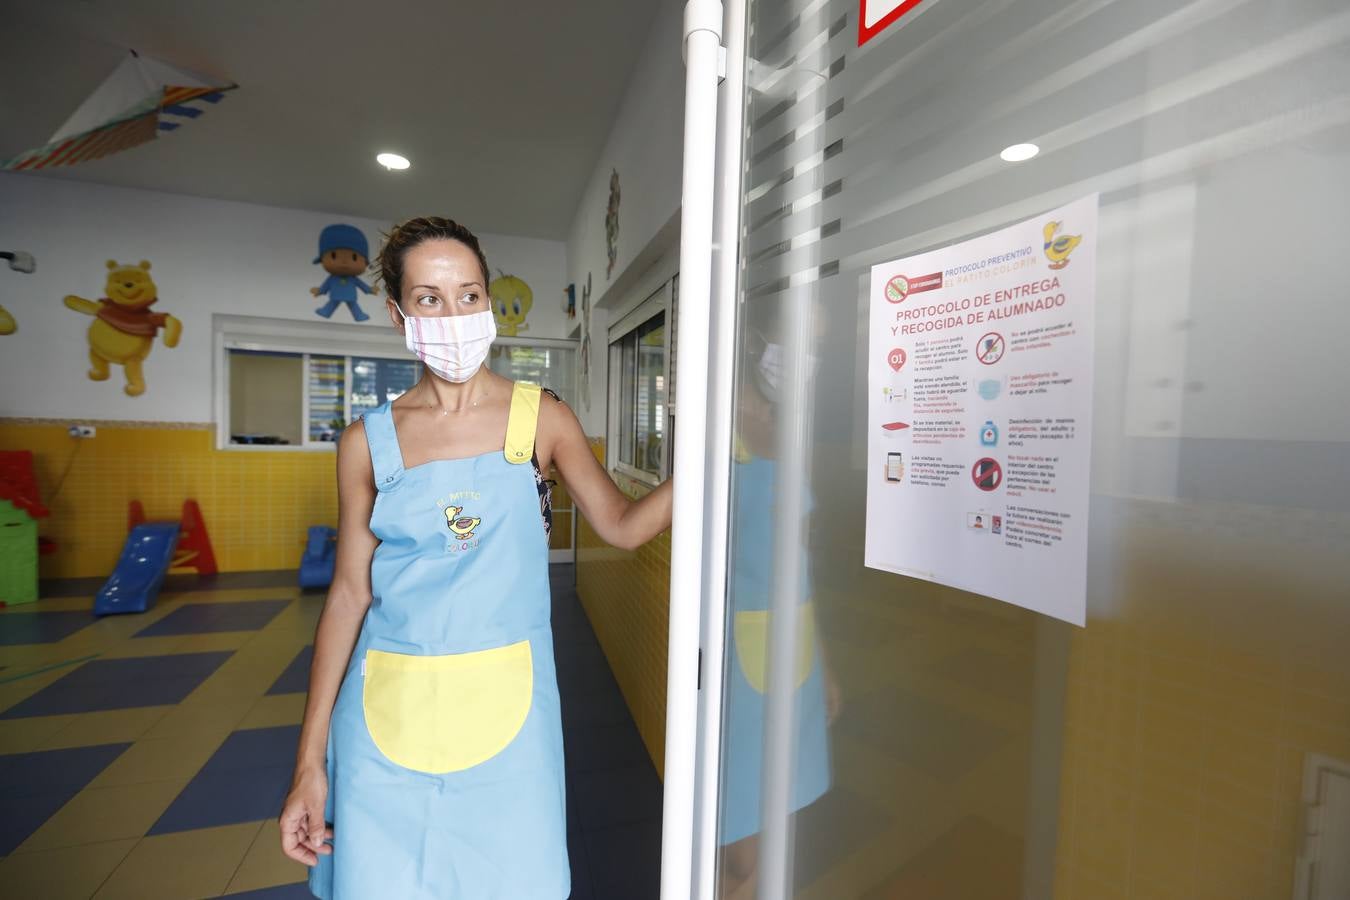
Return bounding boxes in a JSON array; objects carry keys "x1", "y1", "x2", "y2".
[
  {"x1": 0, "y1": 420, "x2": 337, "y2": 578},
  {"x1": 574, "y1": 452, "x2": 671, "y2": 776}
]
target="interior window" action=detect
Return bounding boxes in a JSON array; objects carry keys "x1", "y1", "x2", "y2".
[
  {"x1": 608, "y1": 296, "x2": 669, "y2": 481},
  {"x1": 228, "y1": 350, "x2": 303, "y2": 445}
]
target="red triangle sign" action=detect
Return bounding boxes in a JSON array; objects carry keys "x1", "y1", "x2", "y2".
[{"x1": 859, "y1": 0, "x2": 925, "y2": 46}]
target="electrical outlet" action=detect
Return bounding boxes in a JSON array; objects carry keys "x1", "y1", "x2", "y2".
[{"x1": 68, "y1": 425, "x2": 96, "y2": 438}]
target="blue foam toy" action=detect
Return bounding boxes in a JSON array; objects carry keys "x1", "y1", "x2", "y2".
[
  {"x1": 93, "y1": 523, "x2": 180, "y2": 616},
  {"x1": 299, "y1": 526, "x2": 337, "y2": 589}
]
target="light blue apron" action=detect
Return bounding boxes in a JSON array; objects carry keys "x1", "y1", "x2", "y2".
[
  {"x1": 310, "y1": 382, "x2": 569, "y2": 899},
  {"x1": 719, "y1": 453, "x2": 831, "y2": 845}
]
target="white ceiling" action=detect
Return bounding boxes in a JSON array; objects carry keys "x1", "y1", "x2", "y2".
[{"x1": 0, "y1": 0, "x2": 664, "y2": 240}]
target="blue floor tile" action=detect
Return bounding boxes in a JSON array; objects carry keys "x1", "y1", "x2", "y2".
[
  {"x1": 572, "y1": 764, "x2": 664, "y2": 832},
  {"x1": 267, "y1": 645, "x2": 313, "y2": 695},
  {"x1": 568, "y1": 829, "x2": 595, "y2": 900},
  {"x1": 566, "y1": 768, "x2": 581, "y2": 833},
  {"x1": 201, "y1": 724, "x2": 302, "y2": 773},
  {"x1": 556, "y1": 653, "x2": 623, "y2": 696},
  {"x1": 0, "y1": 611, "x2": 95, "y2": 646},
  {"x1": 149, "y1": 725, "x2": 300, "y2": 835},
  {"x1": 560, "y1": 681, "x2": 633, "y2": 729},
  {"x1": 585, "y1": 818, "x2": 661, "y2": 900},
  {"x1": 0, "y1": 652, "x2": 233, "y2": 719},
  {"x1": 564, "y1": 723, "x2": 653, "y2": 775},
  {"x1": 0, "y1": 742, "x2": 132, "y2": 799},
  {"x1": 134, "y1": 599, "x2": 291, "y2": 637},
  {"x1": 0, "y1": 742, "x2": 131, "y2": 853},
  {"x1": 1, "y1": 793, "x2": 75, "y2": 856},
  {"x1": 149, "y1": 765, "x2": 292, "y2": 834}
]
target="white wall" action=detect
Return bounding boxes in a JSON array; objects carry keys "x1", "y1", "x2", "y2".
[
  {"x1": 0, "y1": 172, "x2": 567, "y2": 423},
  {"x1": 564, "y1": 0, "x2": 686, "y2": 435}
]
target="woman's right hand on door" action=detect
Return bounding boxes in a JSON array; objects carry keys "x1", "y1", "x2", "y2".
[{"x1": 279, "y1": 767, "x2": 333, "y2": 865}]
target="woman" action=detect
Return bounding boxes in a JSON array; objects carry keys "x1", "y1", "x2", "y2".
[{"x1": 280, "y1": 217, "x2": 672, "y2": 898}]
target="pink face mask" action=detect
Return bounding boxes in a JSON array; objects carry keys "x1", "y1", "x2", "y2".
[{"x1": 394, "y1": 306, "x2": 497, "y2": 382}]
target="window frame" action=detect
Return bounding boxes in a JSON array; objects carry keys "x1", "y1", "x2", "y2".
[
  {"x1": 213, "y1": 314, "x2": 578, "y2": 452},
  {"x1": 605, "y1": 281, "x2": 674, "y2": 485}
]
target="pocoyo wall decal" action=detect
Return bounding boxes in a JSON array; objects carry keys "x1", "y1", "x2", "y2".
[{"x1": 311, "y1": 224, "x2": 376, "y2": 322}]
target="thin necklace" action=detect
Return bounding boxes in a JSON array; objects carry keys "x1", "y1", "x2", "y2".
[{"x1": 424, "y1": 387, "x2": 482, "y2": 415}]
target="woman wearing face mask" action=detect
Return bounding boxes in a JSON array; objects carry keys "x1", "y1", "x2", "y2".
[{"x1": 280, "y1": 217, "x2": 672, "y2": 898}]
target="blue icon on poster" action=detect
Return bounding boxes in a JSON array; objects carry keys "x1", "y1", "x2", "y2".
[
  {"x1": 977, "y1": 379, "x2": 1002, "y2": 400},
  {"x1": 980, "y1": 420, "x2": 999, "y2": 447}
]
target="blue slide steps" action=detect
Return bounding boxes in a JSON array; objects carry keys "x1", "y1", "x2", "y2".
[
  {"x1": 94, "y1": 523, "x2": 180, "y2": 616},
  {"x1": 299, "y1": 526, "x2": 337, "y2": 590}
]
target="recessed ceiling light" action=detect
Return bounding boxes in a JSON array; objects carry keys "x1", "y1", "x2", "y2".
[
  {"x1": 376, "y1": 152, "x2": 410, "y2": 170},
  {"x1": 999, "y1": 143, "x2": 1040, "y2": 163}
]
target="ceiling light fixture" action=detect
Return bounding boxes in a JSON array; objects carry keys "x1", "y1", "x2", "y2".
[
  {"x1": 999, "y1": 143, "x2": 1040, "y2": 163},
  {"x1": 376, "y1": 152, "x2": 410, "y2": 171}
]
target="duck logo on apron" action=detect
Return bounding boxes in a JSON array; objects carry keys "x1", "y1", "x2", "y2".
[{"x1": 439, "y1": 498, "x2": 484, "y2": 554}]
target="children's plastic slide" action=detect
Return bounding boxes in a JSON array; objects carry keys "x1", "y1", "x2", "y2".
[{"x1": 93, "y1": 523, "x2": 181, "y2": 616}]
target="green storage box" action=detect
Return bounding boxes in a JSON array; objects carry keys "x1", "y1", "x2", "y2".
[{"x1": 0, "y1": 499, "x2": 39, "y2": 606}]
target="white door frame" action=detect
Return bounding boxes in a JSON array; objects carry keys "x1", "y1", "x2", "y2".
[{"x1": 661, "y1": 1, "x2": 746, "y2": 898}]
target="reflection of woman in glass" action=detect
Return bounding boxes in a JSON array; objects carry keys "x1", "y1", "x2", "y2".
[{"x1": 719, "y1": 313, "x2": 839, "y2": 899}]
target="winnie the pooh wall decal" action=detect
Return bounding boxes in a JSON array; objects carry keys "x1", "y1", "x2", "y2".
[{"x1": 64, "y1": 260, "x2": 181, "y2": 396}]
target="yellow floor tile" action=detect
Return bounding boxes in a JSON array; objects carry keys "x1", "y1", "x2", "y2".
[
  {"x1": 224, "y1": 819, "x2": 309, "y2": 894},
  {"x1": 17, "y1": 778, "x2": 190, "y2": 852},
  {"x1": 75, "y1": 615, "x2": 173, "y2": 645},
  {"x1": 0, "y1": 714, "x2": 76, "y2": 753},
  {"x1": 142, "y1": 697, "x2": 254, "y2": 739},
  {"x1": 188, "y1": 669, "x2": 280, "y2": 705},
  {"x1": 97, "y1": 637, "x2": 188, "y2": 659},
  {"x1": 238, "y1": 693, "x2": 307, "y2": 730},
  {"x1": 0, "y1": 838, "x2": 138, "y2": 900},
  {"x1": 0, "y1": 644, "x2": 65, "y2": 668},
  {"x1": 88, "y1": 733, "x2": 227, "y2": 788},
  {"x1": 96, "y1": 631, "x2": 255, "y2": 659},
  {"x1": 93, "y1": 822, "x2": 261, "y2": 900},
  {"x1": 41, "y1": 706, "x2": 173, "y2": 749},
  {"x1": 27, "y1": 597, "x2": 96, "y2": 612},
  {"x1": 173, "y1": 632, "x2": 256, "y2": 653}
]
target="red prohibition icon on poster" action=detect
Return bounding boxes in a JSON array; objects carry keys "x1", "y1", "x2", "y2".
[
  {"x1": 885, "y1": 275, "x2": 910, "y2": 303},
  {"x1": 972, "y1": 457, "x2": 1003, "y2": 491},
  {"x1": 976, "y1": 332, "x2": 1005, "y2": 365},
  {"x1": 887, "y1": 348, "x2": 907, "y2": 371}
]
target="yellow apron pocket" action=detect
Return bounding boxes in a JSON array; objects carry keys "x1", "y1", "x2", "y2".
[
  {"x1": 362, "y1": 641, "x2": 533, "y2": 774},
  {"x1": 733, "y1": 602, "x2": 816, "y2": 695}
]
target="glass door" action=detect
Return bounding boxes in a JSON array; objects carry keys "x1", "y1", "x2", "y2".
[{"x1": 711, "y1": 0, "x2": 1350, "y2": 897}]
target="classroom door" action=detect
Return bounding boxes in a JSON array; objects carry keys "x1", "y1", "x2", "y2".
[{"x1": 704, "y1": 0, "x2": 1350, "y2": 897}]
